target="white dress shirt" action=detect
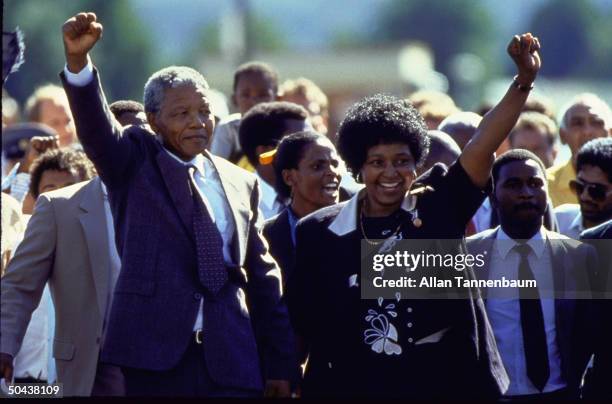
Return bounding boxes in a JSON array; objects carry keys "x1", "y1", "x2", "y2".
[
  {"x1": 256, "y1": 173, "x2": 284, "y2": 220},
  {"x1": 485, "y1": 227, "x2": 565, "y2": 396},
  {"x1": 554, "y1": 203, "x2": 583, "y2": 240},
  {"x1": 472, "y1": 198, "x2": 493, "y2": 234},
  {"x1": 64, "y1": 64, "x2": 237, "y2": 332}
]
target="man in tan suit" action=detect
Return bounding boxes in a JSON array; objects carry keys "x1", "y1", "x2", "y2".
[{"x1": 0, "y1": 176, "x2": 124, "y2": 396}]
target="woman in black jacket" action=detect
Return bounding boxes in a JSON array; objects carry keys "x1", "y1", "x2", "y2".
[
  {"x1": 286, "y1": 33, "x2": 542, "y2": 399},
  {"x1": 263, "y1": 131, "x2": 344, "y2": 285}
]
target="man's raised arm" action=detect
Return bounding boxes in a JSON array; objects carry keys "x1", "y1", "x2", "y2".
[
  {"x1": 459, "y1": 33, "x2": 542, "y2": 188},
  {"x1": 61, "y1": 12, "x2": 136, "y2": 187}
]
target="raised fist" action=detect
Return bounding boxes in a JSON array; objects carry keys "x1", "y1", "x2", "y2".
[
  {"x1": 507, "y1": 33, "x2": 541, "y2": 85},
  {"x1": 18, "y1": 135, "x2": 60, "y2": 174},
  {"x1": 62, "y1": 12, "x2": 103, "y2": 72}
]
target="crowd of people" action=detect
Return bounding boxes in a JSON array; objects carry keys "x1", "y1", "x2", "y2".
[{"x1": 1, "y1": 11, "x2": 611, "y2": 400}]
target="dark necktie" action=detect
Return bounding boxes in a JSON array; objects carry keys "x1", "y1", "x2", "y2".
[
  {"x1": 513, "y1": 243, "x2": 550, "y2": 391},
  {"x1": 188, "y1": 165, "x2": 227, "y2": 294}
]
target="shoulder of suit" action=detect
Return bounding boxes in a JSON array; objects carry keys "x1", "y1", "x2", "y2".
[
  {"x1": 216, "y1": 112, "x2": 241, "y2": 126},
  {"x1": 297, "y1": 202, "x2": 345, "y2": 231},
  {"x1": 467, "y1": 227, "x2": 498, "y2": 243},
  {"x1": 263, "y1": 209, "x2": 288, "y2": 236},
  {"x1": 581, "y1": 220, "x2": 612, "y2": 239},
  {"x1": 210, "y1": 154, "x2": 256, "y2": 181},
  {"x1": 37, "y1": 178, "x2": 97, "y2": 203}
]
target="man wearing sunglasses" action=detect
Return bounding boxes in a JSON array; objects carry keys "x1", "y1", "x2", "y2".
[
  {"x1": 547, "y1": 93, "x2": 611, "y2": 207},
  {"x1": 555, "y1": 138, "x2": 612, "y2": 239}
]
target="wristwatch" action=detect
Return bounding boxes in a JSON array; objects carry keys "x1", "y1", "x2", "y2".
[{"x1": 512, "y1": 75, "x2": 534, "y2": 92}]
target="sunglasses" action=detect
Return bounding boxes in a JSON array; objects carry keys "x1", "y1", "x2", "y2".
[{"x1": 569, "y1": 179, "x2": 611, "y2": 201}]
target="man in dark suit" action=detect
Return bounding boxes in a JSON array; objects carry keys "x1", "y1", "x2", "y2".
[
  {"x1": 580, "y1": 219, "x2": 612, "y2": 399},
  {"x1": 60, "y1": 12, "x2": 293, "y2": 397},
  {"x1": 467, "y1": 149, "x2": 595, "y2": 400}
]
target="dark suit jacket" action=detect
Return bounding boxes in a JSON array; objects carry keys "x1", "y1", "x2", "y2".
[
  {"x1": 287, "y1": 162, "x2": 508, "y2": 399},
  {"x1": 263, "y1": 188, "x2": 357, "y2": 287},
  {"x1": 61, "y1": 69, "x2": 293, "y2": 391},
  {"x1": 467, "y1": 227, "x2": 596, "y2": 395},
  {"x1": 263, "y1": 209, "x2": 294, "y2": 287},
  {"x1": 581, "y1": 220, "x2": 612, "y2": 399}
]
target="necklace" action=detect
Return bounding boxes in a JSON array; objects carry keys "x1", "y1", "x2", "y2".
[{"x1": 359, "y1": 200, "x2": 403, "y2": 246}]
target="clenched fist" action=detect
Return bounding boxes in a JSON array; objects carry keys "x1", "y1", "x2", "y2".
[
  {"x1": 507, "y1": 32, "x2": 541, "y2": 86},
  {"x1": 62, "y1": 12, "x2": 103, "y2": 73}
]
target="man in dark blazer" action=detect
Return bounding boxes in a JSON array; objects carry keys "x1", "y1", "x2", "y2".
[
  {"x1": 467, "y1": 149, "x2": 595, "y2": 400},
  {"x1": 60, "y1": 12, "x2": 293, "y2": 397},
  {"x1": 580, "y1": 219, "x2": 612, "y2": 399}
]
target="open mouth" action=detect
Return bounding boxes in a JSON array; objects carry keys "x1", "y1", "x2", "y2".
[
  {"x1": 322, "y1": 182, "x2": 340, "y2": 197},
  {"x1": 378, "y1": 181, "x2": 403, "y2": 192}
]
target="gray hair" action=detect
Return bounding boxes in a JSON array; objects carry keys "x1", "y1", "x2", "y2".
[
  {"x1": 143, "y1": 66, "x2": 210, "y2": 114},
  {"x1": 559, "y1": 93, "x2": 612, "y2": 130}
]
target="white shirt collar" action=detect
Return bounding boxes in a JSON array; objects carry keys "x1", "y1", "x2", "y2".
[
  {"x1": 328, "y1": 188, "x2": 417, "y2": 236},
  {"x1": 495, "y1": 226, "x2": 547, "y2": 260},
  {"x1": 256, "y1": 172, "x2": 280, "y2": 210},
  {"x1": 570, "y1": 210, "x2": 584, "y2": 233},
  {"x1": 164, "y1": 148, "x2": 208, "y2": 178}
]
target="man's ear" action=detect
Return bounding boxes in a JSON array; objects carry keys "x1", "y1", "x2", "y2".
[
  {"x1": 231, "y1": 93, "x2": 237, "y2": 109},
  {"x1": 146, "y1": 112, "x2": 159, "y2": 134}
]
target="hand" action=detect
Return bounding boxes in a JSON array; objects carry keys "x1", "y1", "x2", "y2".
[
  {"x1": 62, "y1": 12, "x2": 103, "y2": 73},
  {"x1": 264, "y1": 379, "x2": 291, "y2": 398},
  {"x1": 0, "y1": 353, "x2": 14, "y2": 383},
  {"x1": 18, "y1": 135, "x2": 60, "y2": 174},
  {"x1": 507, "y1": 32, "x2": 541, "y2": 85}
]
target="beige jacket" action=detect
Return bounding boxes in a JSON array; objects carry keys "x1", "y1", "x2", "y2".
[{"x1": 1, "y1": 177, "x2": 113, "y2": 396}]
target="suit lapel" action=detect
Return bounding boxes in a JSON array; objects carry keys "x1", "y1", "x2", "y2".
[
  {"x1": 155, "y1": 150, "x2": 194, "y2": 240},
  {"x1": 206, "y1": 153, "x2": 249, "y2": 264},
  {"x1": 78, "y1": 178, "x2": 111, "y2": 318}
]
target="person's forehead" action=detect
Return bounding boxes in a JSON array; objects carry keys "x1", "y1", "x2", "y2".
[
  {"x1": 303, "y1": 140, "x2": 337, "y2": 159},
  {"x1": 40, "y1": 99, "x2": 69, "y2": 114},
  {"x1": 578, "y1": 164, "x2": 610, "y2": 184},
  {"x1": 162, "y1": 84, "x2": 210, "y2": 104},
  {"x1": 512, "y1": 128, "x2": 548, "y2": 144},
  {"x1": 40, "y1": 169, "x2": 77, "y2": 182},
  {"x1": 500, "y1": 159, "x2": 544, "y2": 178},
  {"x1": 567, "y1": 102, "x2": 609, "y2": 122},
  {"x1": 367, "y1": 143, "x2": 412, "y2": 156},
  {"x1": 236, "y1": 72, "x2": 274, "y2": 89}
]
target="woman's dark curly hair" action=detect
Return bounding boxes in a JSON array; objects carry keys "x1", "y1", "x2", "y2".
[
  {"x1": 273, "y1": 130, "x2": 325, "y2": 199},
  {"x1": 336, "y1": 94, "x2": 429, "y2": 178}
]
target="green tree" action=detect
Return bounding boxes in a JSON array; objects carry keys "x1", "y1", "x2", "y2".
[
  {"x1": 529, "y1": 0, "x2": 611, "y2": 78},
  {"x1": 375, "y1": 0, "x2": 495, "y2": 76},
  {"x1": 3, "y1": 0, "x2": 156, "y2": 105}
]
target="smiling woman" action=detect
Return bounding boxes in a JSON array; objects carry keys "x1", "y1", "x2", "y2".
[
  {"x1": 263, "y1": 130, "x2": 342, "y2": 285},
  {"x1": 286, "y1": 30, "x2": 542, "y2": 398}
]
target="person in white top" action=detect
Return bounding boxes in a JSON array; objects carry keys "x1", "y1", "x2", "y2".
[
  {"x1": 468, "y1": 149, "x2": 595, "y2": 400},
  {"x1": 210, "y1": 61, "x2": 279, "y2": 164}
]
